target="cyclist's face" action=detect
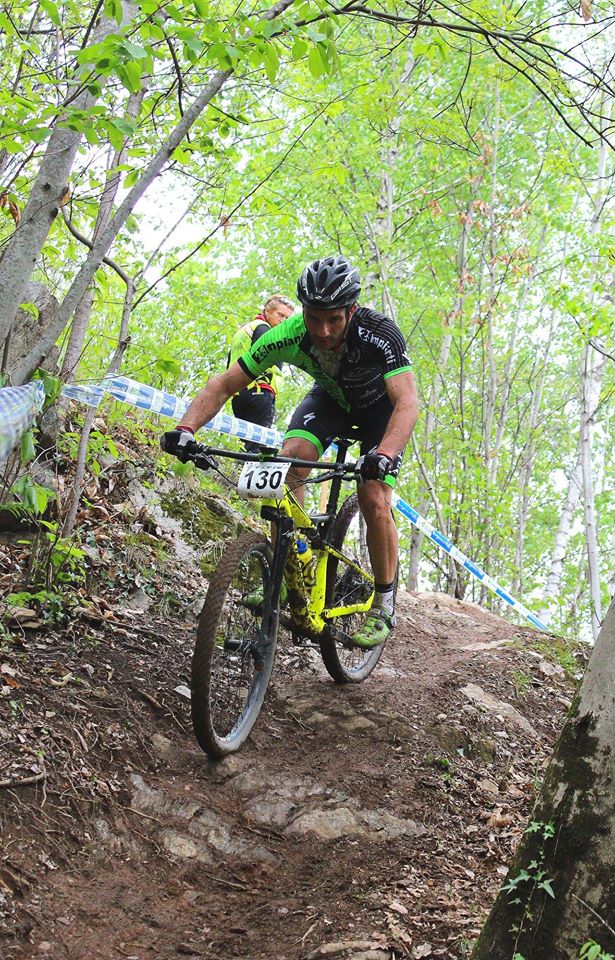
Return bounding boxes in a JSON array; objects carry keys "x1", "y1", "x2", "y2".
[
  {"x1": 265, "y1": 303, "x2": 293, "y2": 326},
  {"x1": 303, "y1": 304, "x2": 356, "y2": 350}
]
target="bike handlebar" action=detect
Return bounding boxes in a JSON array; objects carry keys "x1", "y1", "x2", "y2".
[{"x1": 177, "y1": 441, "x2": 358, "y2": 476}]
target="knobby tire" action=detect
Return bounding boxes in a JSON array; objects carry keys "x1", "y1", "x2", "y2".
[
  {"x1": 319, "y1": 493, "x2": 386, "y2": 683},
  {"x1": 191, "y1": 531, "x2": 278, "y2": 758}
]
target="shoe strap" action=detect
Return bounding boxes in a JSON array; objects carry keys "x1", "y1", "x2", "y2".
[{"x1": 371, "y1": 608, "x2": 395, "y2": 627}]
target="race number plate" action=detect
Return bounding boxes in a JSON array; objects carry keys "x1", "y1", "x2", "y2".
[{"x1": 237, "y1": 460, "x2": 291, "y2": 499}]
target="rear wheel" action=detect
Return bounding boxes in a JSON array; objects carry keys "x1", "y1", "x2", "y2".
[
  {"x1": 319, "y1": 493, "x2": 385, "y2": 683},
  {"x1": 191, "y1": 531, "x2": 278, "y2": 757}
]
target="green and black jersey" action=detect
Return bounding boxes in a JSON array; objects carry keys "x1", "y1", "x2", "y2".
[{"x1": 236, "y1": 307, "x2": 411, "y2": 413}]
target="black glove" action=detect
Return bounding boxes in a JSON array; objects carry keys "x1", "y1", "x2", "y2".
[
  {"x1": 357, "y1": 448, "x2": 392, "y2": 482},
  {"x1": 160, "y1": 427, "x2": 195, "y2": 462}
]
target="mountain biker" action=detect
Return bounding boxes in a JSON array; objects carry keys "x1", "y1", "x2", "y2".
[
  {"x1": 227, "y1": 294, "x2": 294, "y2": 451},
  {"x1": 161, "y1": 255, "x2": 419, "y2": 649}
]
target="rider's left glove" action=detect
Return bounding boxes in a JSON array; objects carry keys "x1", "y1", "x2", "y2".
[
  {"x1": 357, "y1": 448, "x2": 392, "y2": 482},
  {"x1": 160, "y1": 426, "x2": 195, "y2": 462}
]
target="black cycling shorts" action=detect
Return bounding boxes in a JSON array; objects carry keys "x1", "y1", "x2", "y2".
[
  {"x1": 232, "y1": 388, "x2": 275, "y2": 453},
  {"x1": 285, "y1": 386, "x2": 403, "y2": 487}
]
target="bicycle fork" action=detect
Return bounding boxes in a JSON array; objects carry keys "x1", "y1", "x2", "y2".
[{"x1": 252, "y1": 513, "x2": 293, "y2": 661}]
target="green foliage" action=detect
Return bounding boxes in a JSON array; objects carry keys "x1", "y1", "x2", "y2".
[
  {"x1": 3, "y1": 475, "x2": 54, "y2": 516},
  {"x1": 512, "y1": 670, "x2": 531, "y2": 699},
  {"x1": 0, "y1": 0, "x2": 611, "y2": 642},
  {"x1": 6, "y1": 589, "x2": 70, "y2": 626},
  {"x1": 40, "y1": 521, "x2": 86, "y2": 587},
  {"x1": 513, "y1": 937, "x2": 614, "y2": 960},
  {"x1": 579, "y1": 942, "x2": 614, "y2": 960}
]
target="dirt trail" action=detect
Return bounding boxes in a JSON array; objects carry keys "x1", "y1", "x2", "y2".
[{"x1": 1, "y1": 590, "x2": 575, "y2": 960}]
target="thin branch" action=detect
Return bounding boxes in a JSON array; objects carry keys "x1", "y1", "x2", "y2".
[
  {"x1": 133, "y1": 92, "x2": 341, "y2": 307},
  {"x1": 61, "y1": 208, "x2": 130, "y2": 284},
  {"x1": 572, "y1": 894, "x2": 615, "y2": 939}
]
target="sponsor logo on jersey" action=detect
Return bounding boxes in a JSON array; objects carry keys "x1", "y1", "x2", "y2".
[{"x1": 251, "y1": 332, "x2": 302, "y2": 364}]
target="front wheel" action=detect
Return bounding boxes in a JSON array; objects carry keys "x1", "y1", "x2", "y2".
[
  {"x1": 191, "y1": 531, "x2": 278, "y2": 758},
  {"x1": 319, "y1": 493, "x2": 386, "y2": 683}
]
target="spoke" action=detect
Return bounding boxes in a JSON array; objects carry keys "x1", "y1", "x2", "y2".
[{"x1": 208, "y1": 552, "x2": 266, "y2": 740}]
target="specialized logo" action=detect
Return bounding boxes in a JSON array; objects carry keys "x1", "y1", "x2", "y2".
[{"x1": 303, "y1": 412, "x2": 316, "y2": 425}]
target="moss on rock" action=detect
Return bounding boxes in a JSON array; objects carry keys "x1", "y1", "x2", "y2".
[{"x1": 160, "y1": 487, "x2": 250, "y2": 574}]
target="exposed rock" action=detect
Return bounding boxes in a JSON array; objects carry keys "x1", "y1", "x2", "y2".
[
  {"x1": 305, "y1": 941, "x2": 392, "y2": 959},
  {"x1": 478, "y1": 778, "x2": 499, "y2": 795},
  {"x1": 189, "y1": 809, "x2": 273, "y2": 861},
  {"x1": 287, "y1": 805, "x2": 425, "y2": 841},
  {"x1": 159, "y1": 830, "x2": 211, "y2": 862},
  {"x1": 429, "y1": 722, "x2": 497, "y2": 762},
  {"x1": 536, "y1": 658, "x2": 566, "y2": 679},
  {"x1": 231, "y1": 768, "x2": 326, "y2": 802},
  {"x1": 461, "y1": 683, "x2": 538, "y2": 738},
  {"x1": 125, "y1": 586, "x2": 151, "y2": 612},
  {"x1": 130, "y1": 774, "x2": 201, "y2": 820},
  {"x1": 249, "y1": 797, "x2": 296, "y2": 827},
  {"x1": 151, "y1": 734, "x2": 182, "y2": 764},
  {"x1": 130, "y1": 774, "x2": 273, "y2": 862}
]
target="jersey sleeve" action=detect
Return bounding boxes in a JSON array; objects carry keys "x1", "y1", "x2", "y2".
[
  {"x1": 378, "y1": 319, "x2": 412, "y2": 379},
  {"x1": 355, "y1": 314, "x2": 411, "y2": 380},
  {"x1": 237, "y1": 313, "x2": 302, "y2": 380}
]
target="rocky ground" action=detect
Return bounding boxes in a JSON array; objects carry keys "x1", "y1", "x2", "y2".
[
  {"x1": 0, "y1": 584, "x2": 577, "y2": 960},
  {"x1": 0, "y1": 436, "x2": 581, "y2": 960}
]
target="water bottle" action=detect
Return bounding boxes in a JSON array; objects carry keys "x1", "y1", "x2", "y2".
[{"x1": 296, "y1": 538, "x2": 316, "y2": 589}]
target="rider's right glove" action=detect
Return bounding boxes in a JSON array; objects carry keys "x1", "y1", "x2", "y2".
[
  {"x1": 356, "y1": 448, "x2": 392, "y2": 483},
  {"x1": 160, "y1": 426, "x2": 196, "y2": 462}
]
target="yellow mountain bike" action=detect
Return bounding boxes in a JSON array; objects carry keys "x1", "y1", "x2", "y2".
[{"x1": 178, "y1": 438, "x2": 384, "y2": 758}]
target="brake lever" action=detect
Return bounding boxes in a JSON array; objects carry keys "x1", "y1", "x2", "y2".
[{"x1": 194, "y1": 451, "x2": 218, "y2": 471}]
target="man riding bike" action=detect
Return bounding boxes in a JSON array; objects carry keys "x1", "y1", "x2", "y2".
[{"x1": 162, "y1": 255, "x2": 419, "y2": 649}]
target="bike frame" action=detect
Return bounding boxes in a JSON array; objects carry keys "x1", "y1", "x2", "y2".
[
  {"x1": 185, "y1": 440, "x2": 374, "y2": 641},
  {"x1": 263, "y1": 485, "x2": 374, "y2": 639}
]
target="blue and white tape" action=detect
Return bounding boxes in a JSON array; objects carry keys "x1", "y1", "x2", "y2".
[
  {"x1": 62, "y1": 376, "x2": 282, "y2": 450},
  {"x1": 391, "y1": 493, "x2": 546, "y2": 630},
  {"x1": 0, "y1": 381, "x2": 46, "y2": 464},
  {"x1": 9, "y1": 373, "x2": 546, "y2": 631}
]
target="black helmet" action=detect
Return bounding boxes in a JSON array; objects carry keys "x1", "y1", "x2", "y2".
[{"x1": 297, "y1": 255, "x2": 361, "y2": 309}]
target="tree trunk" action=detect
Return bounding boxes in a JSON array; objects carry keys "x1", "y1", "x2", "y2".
[
  {"x1": 580, "y1": 344, "x2": 605, "y2": 641},
  {"x1": 539, "y1": 448, "x2": 583, "y2": 624},
  {"x1": 9, "y1": 0, "x2": 297, "y2": 383},
  {"x1": 607, "y1": 531, "x2": 615, "y2": 603},
  {"x1": 512, "y1": 326, "x2": 551, "y2": 595},
  {"x1": 484, "y1": 82, "x2": 500, "y2": 484},
  {"x1": 0, "y1": 8, "x2": 131, "y2": 345},
  {"x1": 62, "y1": 278, "x2": 134, "y2": 537},
  {"x1": 61, "y1": 90, "x2": 144, "y2": 381},
  {"x1": 580, "y1": 116, "x2": 609, "y2": 641},
  {"x1": 471, "y1": 599, "x2": 615, "y2": 960},
  {"x1": 363, "y1": 51, "x2": 414, "y2": 321},
  {"x1": 407, "y1": 196, "x2": 474, "y2": 589}
]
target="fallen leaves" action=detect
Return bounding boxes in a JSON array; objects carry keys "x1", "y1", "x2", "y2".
[{"x1": 412, "y1": 945, "x2": 433, "y2": 959}]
